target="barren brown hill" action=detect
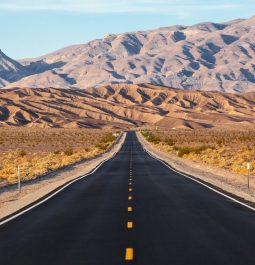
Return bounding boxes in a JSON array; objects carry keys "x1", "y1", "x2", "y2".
[{"x1": 1, "y1": 84, "x2": 255, "y2": 129}]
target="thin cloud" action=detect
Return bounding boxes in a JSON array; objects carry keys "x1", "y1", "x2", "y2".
[{"x1": 0, "y1": 0, "x2": 244, "y2": 13}]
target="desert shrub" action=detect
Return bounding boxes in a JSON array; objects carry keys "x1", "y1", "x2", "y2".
[
  {"x1": 141, "y1": 130, "x2": 160, "y2": 144},
  {"x1": 18, "y1": 150, "x2": 27, "y2": 157},
  {"x1": 164, "y1": 138, "x2": 175, "y2": 146},
  {"x1": 64, "y1": 148, "x2": 73, "y2": 156},
  {"x1": 147, "y1": 134, "x2": 160, "y2": 144},
  {"x1": 141, "y1": 129, "x2": 150, "y2": 138},
  {"x1": 100, "y1": 133, "x2": 116, "y2": 143},
  {"x1": 176, "y1": 146, "x2": 194, "y2": 157},
  {"x1": 175, "y1": 146, "x2": 210, "y2": 157},
  {"x1": 96, "y1": 143, "x2": 109, "y2": 151}
]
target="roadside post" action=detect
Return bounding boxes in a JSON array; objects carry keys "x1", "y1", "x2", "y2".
[
  {"x1": 247, "y1": 162, "x2": 250, "y2": 190},
  {"x1": 18, "y1": 165, "x2": 21, "y2": 193}
]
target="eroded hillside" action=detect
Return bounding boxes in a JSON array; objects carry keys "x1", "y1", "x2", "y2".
[{"x1": 1, "y1": 84, "x2": 255, "y2": 129}]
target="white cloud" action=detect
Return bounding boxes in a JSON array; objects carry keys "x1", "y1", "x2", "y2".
[{"x1": 0, "y1": 0, "x2": 243, "y2": 13}]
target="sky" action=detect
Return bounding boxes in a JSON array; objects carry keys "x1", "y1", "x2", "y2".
[{"x1": 0, "y1": 0, "x2": 254, "y2": 59}]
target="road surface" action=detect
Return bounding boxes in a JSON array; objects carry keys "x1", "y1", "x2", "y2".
[{"x1": 1, "y1": 131, "x2": 255, "y2": 265}]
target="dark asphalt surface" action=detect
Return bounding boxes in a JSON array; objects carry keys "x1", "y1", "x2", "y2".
[{"x1": 1, "y1": 131, "x2": 255, "y2": 265}]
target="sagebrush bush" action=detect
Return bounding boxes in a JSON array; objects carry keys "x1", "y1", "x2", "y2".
[
  {"x1": 141, "y1": 130, "x2": 160, "y2": 144},
  {"x1": 18, "y1": 150, "x2": 27, "y2": 157},
  {"x1": 164, "y1": 138, "x2": 175, "y2": 146},
  {"x1": 100, "y1": 133, "x2": 116, "y2": 143},
  {"x1": 64, "y1": 148, "x2": 73, "y2": 156},
  {"x1": 175, "y1": 146, "x2": 210, "y2": 157}
]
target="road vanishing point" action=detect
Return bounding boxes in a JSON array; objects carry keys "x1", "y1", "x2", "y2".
[{"x1": 1, "y1": 131, "x2": 255, "y2": 264}]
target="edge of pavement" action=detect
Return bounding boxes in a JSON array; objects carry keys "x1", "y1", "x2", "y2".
[
  {"x1": 136, "y1": 131, "x2": 255, "y2": 210},
  {"x1": 0, "y1": 132, "x2": 127, "y2": 224}
]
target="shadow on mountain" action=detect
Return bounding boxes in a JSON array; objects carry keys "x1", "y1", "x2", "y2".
[
  {"x1": 0, "y1": 60, "x2": 67, "y2": 85},
  {"x1": 122, "y1": 34, "x2": 143, "y2": 55},
  {"x1": 220, "y1": 34, "x2": 239, "y2": 45},
  {"x1": 240, "y1": 68, "x2": 255, "y2": 83},
  {"x1": 172, "y1": 31, "x2": 186, "y2": 42},
  {"x1": 25, "y1": 60, "x2": 66, "y2": 75}
]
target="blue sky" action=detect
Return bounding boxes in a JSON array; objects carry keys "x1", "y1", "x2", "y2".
[{"x1": 0, "y1": 0, "x2": 254, "y2": 59}]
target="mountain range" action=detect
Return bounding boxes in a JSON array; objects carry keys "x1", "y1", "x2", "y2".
[
  {"x1": 1, "y1": 84, "x2": 255, "y2": 129},
  {"x1": 0, "y1": 15, "x2": 255, "y2": 93}
]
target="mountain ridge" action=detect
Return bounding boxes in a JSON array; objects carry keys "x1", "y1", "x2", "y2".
[{"x1": 0, "y1": 15, "x2": 255, "y2": 92}]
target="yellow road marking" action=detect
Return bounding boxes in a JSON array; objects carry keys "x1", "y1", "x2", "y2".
[
  {"x1": 125, "y1": 248, "x2": 134, "y2": 261},
  {"x1": 128, "y1": 196, "x2": 132, "y2": 200},
  {"x1": 127, "y1": 221, "x2": 133, "y2": 228},
  {"x1": 128, "y1": 206, "x2": 133, "y2": 212}
]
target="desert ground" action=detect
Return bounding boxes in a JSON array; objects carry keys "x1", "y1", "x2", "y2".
[
  {"x1": 0, "y1": 128, "x2": 118, "y2": 186},
  {"x1": 141, "y1": 128, "x2": 255, "y2": 190}
]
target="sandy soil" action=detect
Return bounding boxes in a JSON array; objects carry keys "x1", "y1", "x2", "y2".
[
  {"x1": 0, "y1": 133, "x2": 126, "y2": 220},
  {"x1": 137, "y1": 132, "x2": 255, "y2": 205}
]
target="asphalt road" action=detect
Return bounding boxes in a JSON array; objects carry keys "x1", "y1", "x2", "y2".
[{"x1": 1, "y1": 131, "x2": 255, "y2": 265}]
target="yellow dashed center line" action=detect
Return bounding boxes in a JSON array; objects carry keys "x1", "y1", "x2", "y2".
[
  {"x1": 127, "y1": 221, "x2": 133, "y2": 229},
  {"x1": 125, "y1": 148, "x2": 135, "y2": 262},
  {"x1": 125, "y1": 248, "x2": 134, "y2": 261}
]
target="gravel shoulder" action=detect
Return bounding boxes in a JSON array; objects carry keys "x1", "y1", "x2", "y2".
[
  {"x1": 0, "y1": 133, "x2": 126, "y2": 220},
  {"x1": 137, "y1": 132, "x2": 255, "y2": 205}
]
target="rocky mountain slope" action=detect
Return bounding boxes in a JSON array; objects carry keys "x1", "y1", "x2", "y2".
[
  {"x1": 0, "y1": 50, "x2": 28, "y2": 84},
  {"x1": 0, "y1": 16, "x2": 255, "y2": 93},
  {"x1": 1, "y1": 84, "x2": 255, "y2": 129}
]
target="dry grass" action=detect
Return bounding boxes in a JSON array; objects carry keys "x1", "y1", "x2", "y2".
[
  {"x1": 0, "y1": 128, "x2": 119, "y2": 185},
  {"x1": 141, "y1": 128, "x2": 255, "y2": 175}
]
